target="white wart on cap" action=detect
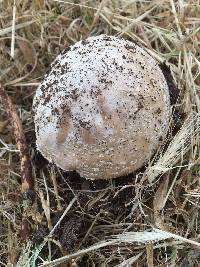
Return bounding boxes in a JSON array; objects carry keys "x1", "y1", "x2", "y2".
[{"x1": 33, "y1": 35, "x2": 171, "y2": 179}]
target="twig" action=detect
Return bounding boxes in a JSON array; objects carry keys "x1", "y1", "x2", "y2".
[{"x1": 0, "y1": 83, "x2": 35, "y2": 240}]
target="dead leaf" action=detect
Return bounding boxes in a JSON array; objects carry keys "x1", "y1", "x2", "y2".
[
  {"x1": 153, "y1": 174, "x2": 171, "y2": 230},
  {"x1": 153, "y1": 174, "x2": 169, "y2": 212},
  {"x1": 16, "y1": 37, "x2": 36, "y2": 66},
  {"x1": 6, "y1": 36, "x2": 37, "y2": 85}
]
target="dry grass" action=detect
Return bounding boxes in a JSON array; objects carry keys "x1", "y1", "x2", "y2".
[{"x1": 0, "y1": 0, "x2": 200, "y2": 266}]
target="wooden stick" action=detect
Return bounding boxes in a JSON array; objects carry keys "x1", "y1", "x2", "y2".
[
  {"x1": 0, "y1": 83, "x2": 34, "y2": 193},
  {"x1": 0, "y1": 83, "x2": 35, "y2": 240}
]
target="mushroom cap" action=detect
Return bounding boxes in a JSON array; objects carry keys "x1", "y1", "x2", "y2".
[{"x1": 33, "y1": 35, "x2": 170, "y2": 179}]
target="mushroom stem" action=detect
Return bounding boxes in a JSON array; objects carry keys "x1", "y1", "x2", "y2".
[{"x1": 0, "y1": 83, "x2": 35, "y2": 240}]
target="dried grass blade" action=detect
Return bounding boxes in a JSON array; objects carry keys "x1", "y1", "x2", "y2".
[{"x1": 146, "y1": 112, "x2": 200, "y2": 183}]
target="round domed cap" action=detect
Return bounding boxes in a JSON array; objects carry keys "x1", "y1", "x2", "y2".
[{"x1": 33, "y1": 35, "x2": 171, "y2": 179}]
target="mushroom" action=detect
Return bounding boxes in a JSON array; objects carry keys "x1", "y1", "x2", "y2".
[{"x1": 33, "y1": 35, "x2": 170, "y2": 179}]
